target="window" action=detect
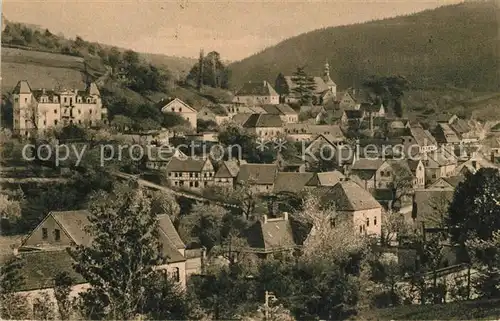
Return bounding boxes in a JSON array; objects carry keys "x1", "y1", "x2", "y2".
[
  {"x1": 43, "y1": 120, "x2": 46, "y2": 126},
  {"x1": 359, "y1": 225, "x2": 363, "y2": 233},
  {"x1": 189, "y1": 182, "x2": 194, "y2": 187},
  {"x1": 64, "y1": 97, "x2": 67, "y2": 103},
  {"x1": 54, "y1": 229, "x2": 61, "y2": 241},
  {"x1": 54, "y1": 109, "x2": 57, "y2": 114},
  {"x1": 78, "y1": 120, "x2": 82, "y2": 124},
  {"x1": 78, "y1": 109, "x2": 81, "y2": 114},
  {"x1": 87, "y1": 98, "x2": 91, "y2": 103},
  {"x1": 374, "y1": 217, "x2": 377, "y2": 226},
  {"x1": 172, "y1": 267, "x2": 180, "y2": 282},
  {"x1": 195, "y1": 181, "x2": 199, "y2": 187},
  {"x1": 90, "y1": 109, "x2": 92, "y2": 114},
  {"x1": 25, "y1": 98, "x2": 28, "y2": 103},
  {"x1": 366, "y1": 218, "x2": 370, "y2": 227},
  {"x1": 54, "y1": 120, "x2": 58, "y2": 125},
  {"x1": 179, "y1": 108, "x2": 182, "y2": 112},
  {"x1": 42, "y1": 228, "x2": 48, "y2": 239}
]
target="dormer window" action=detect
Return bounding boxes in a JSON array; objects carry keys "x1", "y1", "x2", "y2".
[
  {"x1": 53, "y1": 97, "x2": 58, "y2": 103},
  {"x1": 77, "y1": 97, "x2": 82, "y2": 103},
  {"x1": 87, "y1": 98, "x2": 91, "y2": 103}
]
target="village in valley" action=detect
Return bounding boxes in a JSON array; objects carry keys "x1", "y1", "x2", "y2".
[{"x1": 1, "y1": 2, "x2": 500, "y2": 320}]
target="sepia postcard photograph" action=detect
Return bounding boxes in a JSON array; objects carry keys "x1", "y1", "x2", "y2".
[{"x1": 0, "y1": 0, "x2": 499, "y2": 320}]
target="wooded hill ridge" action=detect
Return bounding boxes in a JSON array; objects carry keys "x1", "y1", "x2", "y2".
[{"x1": 228, "y1": 1, "x2": 499, "y2": 92}]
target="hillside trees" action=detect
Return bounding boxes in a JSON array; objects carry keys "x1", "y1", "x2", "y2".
[{"x1": 186, "y1": 51, "x2": 230, "y2": 89}]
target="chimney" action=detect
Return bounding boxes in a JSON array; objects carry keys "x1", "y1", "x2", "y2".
[
  {"x1": 283, "y1": 212, "x2": 289, "y2": 221},
  {"x1": 263, "y1": 215, "x2": 268, "y2": 224}
]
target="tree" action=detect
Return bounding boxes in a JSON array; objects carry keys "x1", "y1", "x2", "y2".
[
  {"x1": 0, "y1": 193, "x2": 22, "y2": 223},
  {"x1": 448, "y1": 168, "x2": 500, "y2": 243},
  {"x1": 389, "y1": 162, "x2": 414, "y2": 212},
  {"x1": 122, "y1": 49, "x2": 140, "y2": 66},
  {"x1": 362, "y1": 75, "x2": 409, "y2": 118},
  {"x1": 381, "y1": 209, "x2": 413, "y2": 246},
  {"x1": 231, "y1": 182, "x2": 257, "y2": 221},
  {"x1": 139, "y1": 271, "x2": 194, "y2": 320},
  {"x1": 110, "y1": 114, "x2": 133, "y2": 131},
  {"x1": 72, "y1": 182, "x2": 164, "y2": 320},
  {"x1": 187, "y1": 51, "x2": 230, "y2": 89},
  {"x1": 178, "y1": 202, "x2": 228, "y2": 250},
  {"x1": 0, "y1": 256, "x2": 30, "y2": 319},
  {"x1": 54, "y1": 271, "x2": 74, "y2": 320},
  {"x1": 148, "y1": 190, "x2": 181, "y2": 222},
  {"x1": 290, "y1": 67, "x2": 317, "y2": 106},
  {"x1": 466, "y1": 229, "x2": 500, "y2": 299},
  {"x1": 107, "y1": 47, "x2": 121, "y2": 74}
]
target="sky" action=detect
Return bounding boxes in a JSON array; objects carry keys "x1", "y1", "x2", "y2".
[{"x1": 3, "y1": 0, "x2": 464, "y2": 61}]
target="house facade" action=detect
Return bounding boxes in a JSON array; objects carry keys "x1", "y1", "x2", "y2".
[
  {"x1": 13, "y1": 209, "x2": 201, "y2": 314},
  {"x1": 262, "y1": 104, "x2": 298, "y2": 124},
  {"x1": 242, "y1": 114, "x2": 284, "y2": 138},
  {"x1": 12, "y1": 81, "x2": 106, "y2": 137},
  {"x1": 316, "y1": 180, "x2": 383, "y2": 237},
  {"x1": 160, "y1": 98, "x2": 197, "y2": 129},
  {"x1": 166, "y1": 157, "x2": 215, "y2": 189},
  {"x1": 236, "y1": 163, "x2": 278, "y2": 194},
  {"x1": 213, "y1": 160, "x2": 242, "y2": 187},
  {"x1": 232, "y1": 81, "x2": 280, "y2": 105}
]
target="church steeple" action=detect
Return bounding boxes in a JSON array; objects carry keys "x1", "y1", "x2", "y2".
[
  {"x1": 322, "y1": 60, "x2": 337, "y2": 95},
  {"x1": 324, "y1": 61, "x2": 331, "y2": 78}
]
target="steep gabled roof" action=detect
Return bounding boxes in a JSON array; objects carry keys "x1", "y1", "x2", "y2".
[
  {"x1": 13, "y1": 80, "x2": 32, "y2": 94},
  {"x1": 273, "y1": 172, "x2": 317, "y2": 193},
  {"x1": 243, "y1": 114, "x2": 283, "y2": 128},
  {"x1": 262, "y1": 104, "x2": 297, "y2": 115},
  {"x1": 316, "y1": 181, "x2": 381, "y2": 211},
  {"x1": 88, "y1": 82, "x2": 100, "y2": 96},
  {"x1": 351, "y1": 159, "x2": 386, "y2": 171},
  {"x1": 245, "y1": 216, "x2": 296, "y2": 251},
  {"x1": 235, "y1": 81, "x2": 278, "y2": 96},
  {"x1": 157, "y1": 214, "x2": 185, "y2": 250},
  {"x1": 0, "y1": 250, "x2": 86, "y2": 292},
  {"x1": 316, "y1": 170, "x2": 345, "y2": 186},
  {"x1": 231, "y1": 113, "x2": 253, "y2": 126},
  {"x1": 51, "y1": 210, "x2": 92, "y2": 246},
  {"x1": 159, "y1": 97, "x2": 197, "y2": 113},
  {"x1": 166, "y1": 157, "x2": 209, "y2": 172},
  {"x1": 214, "y1": 160, "x2": 240, "y2": 178},
  {"x1": 237, "y1": 163, "x2": 278, "y2": 185}
]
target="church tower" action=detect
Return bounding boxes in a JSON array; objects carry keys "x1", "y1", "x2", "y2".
[{"x1": 322, "y1": 61, "x2": 337, "y2": 97}]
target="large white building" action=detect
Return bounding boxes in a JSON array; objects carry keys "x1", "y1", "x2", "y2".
[{"x1": 12, "y1": 80, "x2": 107, "y2": 137}]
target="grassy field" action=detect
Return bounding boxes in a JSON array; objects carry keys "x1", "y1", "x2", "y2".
[
  {"x1": 365, "y1": 299, "x2": 500, "y2": 320},
  {"x1": 1, "y1": 47, "x2": 99, "y2": 92}
]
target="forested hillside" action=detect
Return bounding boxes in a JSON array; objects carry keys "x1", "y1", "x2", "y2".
[{"x1": 228, "y1": 1, "x2": 499, "y2": 91}]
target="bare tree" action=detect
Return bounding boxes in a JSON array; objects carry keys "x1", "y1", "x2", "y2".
[{"x1": 295, "y1": 196, "x2": 367, "y2": 264}]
